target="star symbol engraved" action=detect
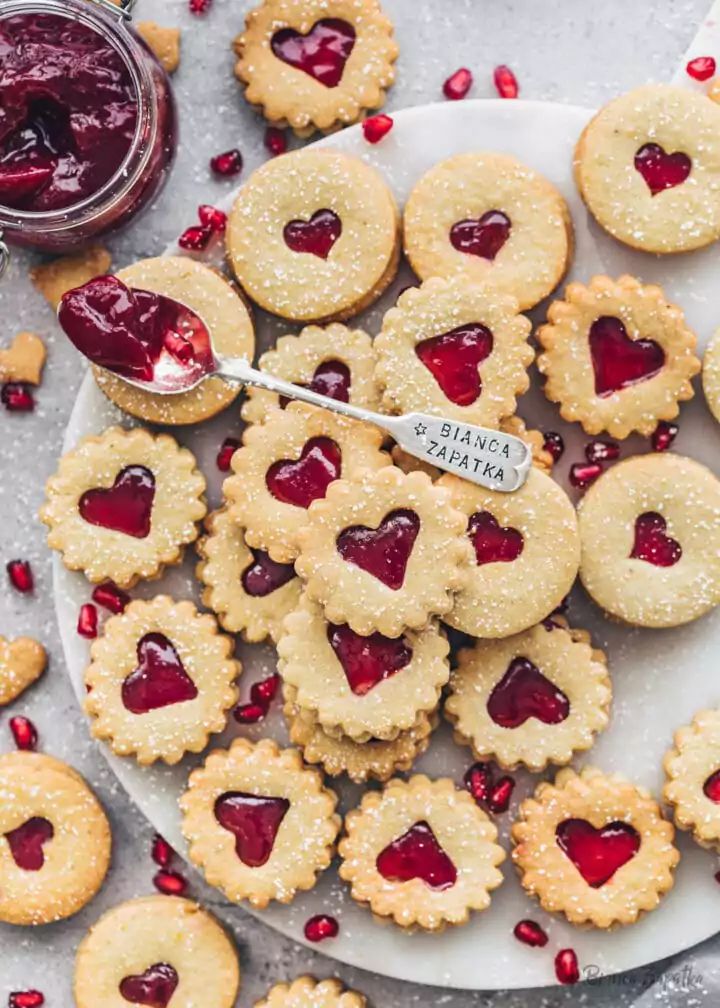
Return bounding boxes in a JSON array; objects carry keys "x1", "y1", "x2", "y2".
[{"x1": 414, "y1": 422, "x2": 428, "y2": 438}]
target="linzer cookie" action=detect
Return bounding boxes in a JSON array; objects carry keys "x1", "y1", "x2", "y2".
[
  {"x1": 664, "y1": 709, "x2": 720, "y2": 850},
  {"x1": 255, "y1": 978, "x2": 367, "y2": 1008},
  {"x1": 404, "y1": 153, "x2": 572, "y2": 310},
  {"x1": 234, "y1": 0, "x2": 397, "y2": 136},
  {"x1": 537, "y1": 275, "x2": 700, "y2": 439},
  {"x1": 226, "y1": 148, "x2": 399, "y2": 322},
  {"x1": 702, "y1": 329, "x2": 720, "y2": 424},
  {"x1": 574, "y1": 85, "x2": 720, "y2": 253}
]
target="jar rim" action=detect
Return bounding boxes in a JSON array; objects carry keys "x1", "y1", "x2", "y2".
[{"x1": 0, "y1": 0, "x2": 157, "y2": 231}]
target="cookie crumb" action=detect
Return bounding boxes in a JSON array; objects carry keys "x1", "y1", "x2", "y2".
[
  {"x1": 0, "y1": 331, "x2": 46, "y2": 384},
  {"x1": 137, "y1": 21, "x2": 181, "y2": 74}
]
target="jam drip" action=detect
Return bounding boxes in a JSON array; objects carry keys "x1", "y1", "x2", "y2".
[
  {"x1": 630, "y1": 512, "x2": 682, "y2": 568},
  {"x1": 4, "y1": 816, "x2": 53, "y2": 871},
  {"x1": 450, "y1": 210, "x2": 511, "y2": 260},
  {"x1": 588, "y1": 316, "x2": 665, "y2": 397},
  {"x1": 119, "y1": 964, "x2": 179, "y2": 1008},
  {"x1": 0, "y1": 14, "x2": 139, "y2": 211},
  {"x1": 556, "y1": 818, "x2": 640, "y2": 887},
  {"x1": 265, "y1": 436, "x2": 342, "y2": 508},
  {"x1": 121, "y1": 632, "x2": 198, "y2": 714},
  {"x1": 486, "y1": 656, "x2": 570, "y2": 728},
  {"x1": 336, "y1": 509, "x2": 420, "y2": 590},
  {"x1": 241, "y1": 550, "x2": 296, "y2": 597},
  {"x1": 79, "y1": 464, "x2": 155, "y2": 539},
  {"x1": 214, "y1": 792, "x2": 290, "y2": 867},
  {"x1": 271, "y1": 18, "x2": 356, "y2": 87},
  {"x1": 415, "y1": 324, "x2": 493, "y2": 406},
  {"x1": 634, "y1": 143, "x2": 691, "y2": 196},
  {"x1": 376, "y1": 820, "x2": 457, "y2": 890},
  {"x1": 467, "y1": 510, "x2": 524, "y2": 565},
  {"x1": 283, "y1": 208, "x2": 342, "y2": 259},
  {"x1": 59, "y1": 276, "x2": 212, "y2": 387},
  {"x1": 327, "y1": 623, "x2": 412, "y2": 695},
  {"x1": 704, "y1": 769, "x2": 720, "y2": 803}
]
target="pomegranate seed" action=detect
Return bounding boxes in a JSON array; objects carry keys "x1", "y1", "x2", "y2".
[
  {"x1": 216, "y1": 436, "x2": 240, "y2": 472},
  {"x1": 443, "y1": 67, "x2": 473, "y2": 100},
  {"x1": 7, "y1": 559, "x2": 33, "y2": 593},
  {"x1": 178, "y1": 226, "x2": 212, "y2": 251},
  {"x1": 652, "y1": 420, "x2": 678, "y2": 452},
  {"x1": 251, "y1": 673, "x2": 281, "y2": 706},
  {"x1": 513, "y1": 919, "x2": 548, "y2": 948},
  {"x1": 542, "y1": 430, "x2": 564, "y2": 462},
  {"x1": 9, "y1": 993, "x2": 44, "y2": 1008},
  {"x1": 487, "y1": 775, "x2": 515, "y2": 813},
  {"x1": 77, "y1": 602, "x2": 98, "y2": 639},
  {"x1": 569, "y1": 461, "x2": 602, "y2": 489},
  {"x1": 198, "y1": 204, "x2": 227, "y2": 233},
  {"x1": 264, "y1": 127, "x2": 288, "y2": 157},
  {"x1": 151, "y1": 834, "x2": 174, "y2": 868},
  {"x1": 555, "y1": 948, "x2": 580, "y2": 985},
  {"x1": 189, "y1": 0, "x2": 211, "y2": 13},
  {"x1": 210, "y1": 148, "x2": 243, "y2": 177},
  {"x1": 362, "y1": 114, "x2": 393, "y2": 144},
  {"x1": 687, "y1": 56, "x2": 716, "y2": 81},
  {"x1": 10, "y1": 716, "x2": 37, "y2": 751},
  {"x1": 233, "y1": 701, "x2": 267, "y2": 724},
  {"x1": 464, "y1": 761, "x2": 493, "y2": 803},
  {"x1": 584, "y1": 439, "x2": 619, "y2": 464},
  {"x1": 494, "y1": 64, "x2": 519, "y2": 99},
  {"x1": 304, "y1": 914, "x2": 339, "y2": 942},
  {"x1": 153, "y1": 869, "x2": 187, "y2": 896},
  {"x1": 92, "y1": 580, "x2": 130, "y2": 614},
  {"x1": 2, "y1": 382, "x2": 34, "y2": 411}
]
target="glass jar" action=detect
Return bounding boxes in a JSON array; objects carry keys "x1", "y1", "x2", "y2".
[{"x1": 0, "y1": 0, "x2": 177, "y2": 267}]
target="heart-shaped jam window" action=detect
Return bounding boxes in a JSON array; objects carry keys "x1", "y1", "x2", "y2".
[
  {"x1": 415, "y1": 323, "x2": 493, "y2": 407},
  {"x1": 630, "y1": 511, "x2": 682, "y2": 568},
  {"x1": 704, "y1": 769, "x2": 720, "y2": 803},
  {"x1": 589, "y1": 316, "x2": 665, "y2": 397},
  {"x1": 376, "y1": 820, "x2": 457, "y2": 890},
  {"x1": 119, "y1": 964, "x2": 179, "y2": 1008},
  {"x1": 555, "y1": 818, "x2": 640, "y2": 888},
  {"x1": 241, "y1": 549, "x2": 296, "y2": 598},
  {"x1": 121, "y1": 632, "x2": 198, "y2": 715},
  {"x1": 270, "y1": 17, "x2": 356, "y2": 87},
  {"x1": 634, "y1": 143, "x2": 692, "y2": 196},
  {"x1": 467, "y1": 510, "x2": 524, "y2": 565},
  {"x1": 486, "y1": 656, "x2": 570, "y2": 728},
  {"x1": 214, "y1": 791, "x2": 290, "y2": 867},
  {"x1": 327, "y1": 622, "x2": 412, "y2": 695},
  {"x1": 336, "y1": 508, "x2": 420, "y2": 590},
  {"x1": 78, "y1": 465, "x2": 155, "y2": 539},
  {"x1": 4, "y1": 816, "x2": 54, "y2": 871},
  {"x1": 449, "y1": 210, "x2": 511, "y2": 261},
  {"x1": 265, "y1": 436, "x2": 341, "y2": 509},
  {"x1": 283, "y1": 208, "x2": 342, "y2": 260},
  {"x1": 279, "y1": 360, "x2": 352, "y2": 409}
]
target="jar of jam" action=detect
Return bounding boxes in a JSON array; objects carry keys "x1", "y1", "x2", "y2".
[{"x1": 0, "y1": 0, "x2": 176, "y2": 268}]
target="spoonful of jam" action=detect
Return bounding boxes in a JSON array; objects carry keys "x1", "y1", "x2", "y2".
[{"x1": 58, "y1": 275, "x2": 532, "y2": 493}]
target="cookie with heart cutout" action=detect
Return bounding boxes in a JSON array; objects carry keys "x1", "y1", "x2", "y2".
[
  {"x1": 664, "y1": 709, "x2": 720, "y2": 850},
  {"x1": 439, "y1": 467, "x2": 580, "y2": 639},
  {"x1": 255, "y1": 977, "x2": 367, "y2": 1008},
  {"x1": 574, "y1": 84, "x2": 720, "y2": 253},
  {"x1": 374, "y1": 276, "x2": 533, "y2": 428},
  {"x1": 702, "y1": 328, "x2": 720, "y2": 425},
  {"x1": 537, "y1": 275, "x2": 700, "y2": 439},
  {"x1": 0, "y1": 635, "x2": 46, "y2": 706},
  {"x1": 227, "y1": 148, "x2": 400, "y2": 323},
  {"x1": 241, "y1": 322, "x2": 381, "y2": 426},
  {"x1": 512, "y1": 766, "x2": 679, "y2": 928},
  {"x1": 74, "y1": 896, "x2": 240, "y2": 1008},
  {"x1": 445, "y1": 619, "x2": 611, "y2": 772},
  {"x1": 578, "y1": 452, "x2": 720, "y2": 628},
  {"x1": 338, "y1": 774, "x2": 505, "y2": 931},
  {"x1": 84, "y1": 596, "x2": 239, "y2": 766},
  {"x1": 295, "y1": 465, "x2": 472, "y2": 637},
  {"x1": 0, "y1": 751, "x2": 111, "y2": 925},
  {"x1": 180, "y1": 738, "x2": 340, "y2": 909},
  {"x1": 234, "y1": 0, "x2": 397, "y2": 136},
  {"x1": 403, "y1": 152, "x2": 573, "y2": 311},
  {"x1": 40, "y1": 425, "x2": 207, "y2": 589}
]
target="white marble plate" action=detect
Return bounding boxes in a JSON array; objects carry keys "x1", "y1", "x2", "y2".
[{"x1": 55, "y1": 99, "x2": 720, "y2": 989}]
